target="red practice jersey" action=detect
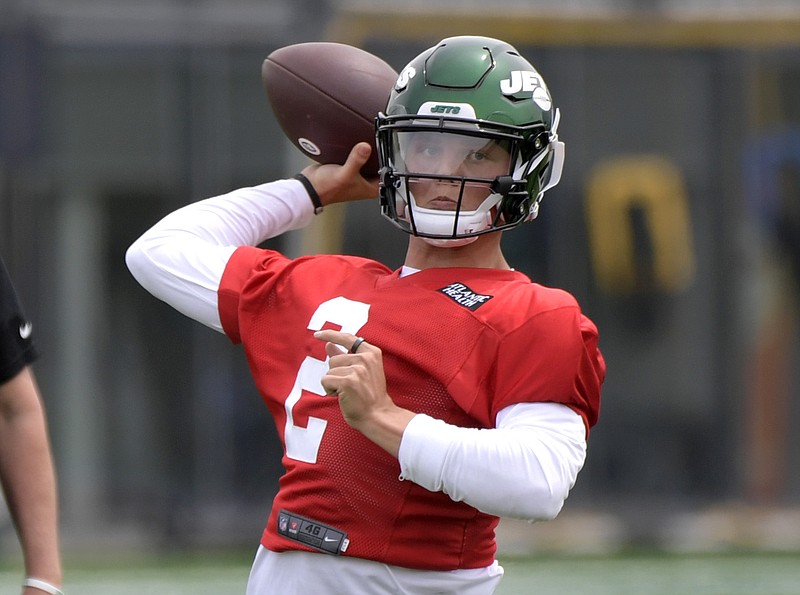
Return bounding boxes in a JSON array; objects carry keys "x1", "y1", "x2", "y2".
[{"x1": 218, "y1": 246, "x2": 604, "y2": 571}]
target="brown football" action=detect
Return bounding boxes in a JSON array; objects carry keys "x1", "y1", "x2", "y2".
[{"x1": 262, "y1": 42, "x2": 398, "y2": 177}]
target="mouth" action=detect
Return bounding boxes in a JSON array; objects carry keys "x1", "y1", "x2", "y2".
[{"x1": 424, "y1": 195, "x2": 458, "y2": 210}]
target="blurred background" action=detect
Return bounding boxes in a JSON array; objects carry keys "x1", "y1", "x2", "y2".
[{"x1": 1, "y1": 0, "x2": 799, "y2": 562}]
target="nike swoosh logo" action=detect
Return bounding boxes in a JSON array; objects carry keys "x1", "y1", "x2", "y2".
[
  {"x1": 19, "y1": 322, "x2": 33, "y2": 339},
  {"x1": 324, "y1": 536, "x2": 338, "y2": 542}
]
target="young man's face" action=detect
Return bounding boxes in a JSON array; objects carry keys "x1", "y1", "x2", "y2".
[{"x1": 399, "y1": 132, "x2": 511, "y2": 212}]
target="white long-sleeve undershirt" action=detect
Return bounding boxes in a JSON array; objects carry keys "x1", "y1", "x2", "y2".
[{"x1": 125, "y1": 178, "x2": 587, "y2": 521}]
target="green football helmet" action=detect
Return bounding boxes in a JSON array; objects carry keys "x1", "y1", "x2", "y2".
[{"x1": 376, "y1": 36, "x2": 564, "y2": 245}]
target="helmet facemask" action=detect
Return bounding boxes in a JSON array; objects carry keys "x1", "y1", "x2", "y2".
[{"x1": 378, "y1": 111, "x2": 563, "y2": 242}]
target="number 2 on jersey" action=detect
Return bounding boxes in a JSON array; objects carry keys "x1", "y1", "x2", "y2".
[{"x1": 284, "y1": 296, "x2": 370, "y2": 463}]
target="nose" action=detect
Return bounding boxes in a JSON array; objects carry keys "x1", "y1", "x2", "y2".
[{"x1": 433, "y1": 148, "x2": 469, "y2": 177}]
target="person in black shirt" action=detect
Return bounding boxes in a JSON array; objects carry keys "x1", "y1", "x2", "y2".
[{"x1": 0, "y1": 256, "x2": 63, "y2": 595}]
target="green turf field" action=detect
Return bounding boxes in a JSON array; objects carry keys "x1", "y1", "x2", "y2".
[
  {"x1": 497, "y1": 552, "x2": 800, "y2": 595},
  {"x1": 2, "y1": 550, "x2": 800, "y2": 594}
]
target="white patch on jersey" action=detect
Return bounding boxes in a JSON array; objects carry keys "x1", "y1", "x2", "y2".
[{"x1": 438, "y1": 282, "x2": 493, "y2": 311}]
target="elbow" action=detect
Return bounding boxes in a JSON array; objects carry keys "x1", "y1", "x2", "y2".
[
  {"x1": 478, "y1": 470, "x2": 571, "y2": 522},
  {"x1": 509, "y1": 441, "x2": 582, "y2": 522},
  {"x1": 517, "y1": 482, "x2": 569, "y2": 522},
  {"x1": 125, "y1": 239, "x2": 148, "y2": 286},
  {"x1": 125, "y1": 234, "x2": 165, "y2": 295},
  {"x1": 518, "y1": 427, "x2": 586, "y2": 522},
  {"x1": 531, "y1": 491, "x2": 567, "y2": 522}
]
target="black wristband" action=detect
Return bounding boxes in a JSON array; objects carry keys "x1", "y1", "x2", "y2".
[{"x1": 293, "y1": 173, "x2": 324, "y2": 215}]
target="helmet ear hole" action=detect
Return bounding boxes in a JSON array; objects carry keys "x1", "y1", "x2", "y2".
[
  {"x1": 491, "y1": 176, "x2": 527, "y2": 224},
  {"x1": 522, "y1": 131, "x2": 549, "y2": 161},
  {"x1": 500, "y1": 195, "x2": 531, "y2": 225},
  {"x1": 495, "y1": 178, "x2": 532, "y2": 225}
]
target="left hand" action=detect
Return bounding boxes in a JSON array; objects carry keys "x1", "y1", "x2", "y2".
[
  {"x1": 314, "y1": 330, "x2": 416, "y2": 458},
  {"x1": 314, "y1": 330, "x2": 390, "y2": 429}
]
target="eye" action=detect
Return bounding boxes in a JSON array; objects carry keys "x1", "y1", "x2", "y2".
[
  {"x1": 468, "y1": 150, "x2": 489, "y2": 162},
  {"x1": 421, "y1": 145, "x2": 442, "y2": 158},
  {"x1": 408, "y1": 140, "x2": 441, "y2": 159}
]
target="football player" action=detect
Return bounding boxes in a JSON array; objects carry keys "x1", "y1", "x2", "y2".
[
  {"x1": 127, "y1": 36, "x2": 604, "y2": 594},
  {"x1": 0, "y1": 256, "x2": 64, "y2": 595}
]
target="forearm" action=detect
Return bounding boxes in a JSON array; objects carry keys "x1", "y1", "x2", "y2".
[
  {"x1": 397, "y1": 402, "x2": 587, "y2": 521},
  {"x1": 0, "y1": 369, "x2": 61, "y2": 587}
]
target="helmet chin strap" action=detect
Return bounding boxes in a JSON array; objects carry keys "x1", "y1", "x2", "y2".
[{"x1": 395, "y1": 190, "x2": 481, "y2": 247}]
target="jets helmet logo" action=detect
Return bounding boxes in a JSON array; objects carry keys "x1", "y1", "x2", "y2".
[
  {"x1": 500, "y1": 70, "x2": 552, "y2": 111},
  {"x1": 395, "y1": 65, "x2": 417, "y2": 92}
]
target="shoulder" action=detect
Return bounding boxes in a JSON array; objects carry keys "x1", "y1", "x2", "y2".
[
  {"x1": 476, "y1": 273, "x2": 585, "y2": 334},
  {"x1": 507, "y1": 282, "x2": 599, "y2": 354},
  {"x1": 232, "y1": 248, "x2": 391, "y2": 281},
  {"x1": 483, "y1": 277, "x2": 601, "y2": 382},
  {"x1": 517, "y1": 282, "x2": 580, "y2": 314},
  {"x1": 487, "y1": 280, "x2": 604, "y2": 429},
  {"x1": 221, "y1": 247, "x2": 392, "y2": 304},
  {"x1": 0, "y1": 261, "x2": 37, "y2": 382}
]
